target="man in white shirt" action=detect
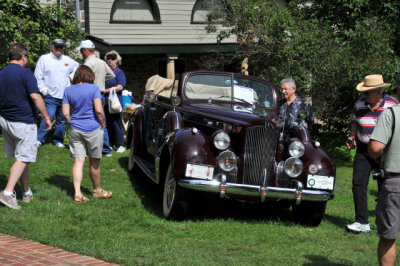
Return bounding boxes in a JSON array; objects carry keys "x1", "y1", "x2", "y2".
[
  {"x1": 76, "y1": 40, "x2": 115, "y2": 156},
  {"x1": 35, "y1": 39, "x2": 79, "y2": 148}
]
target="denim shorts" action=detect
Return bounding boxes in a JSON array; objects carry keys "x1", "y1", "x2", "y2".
[
  {"x1": 376, "y1": 178, "x2": 400, "y2": 239},
  {"x1": 69, "y1": 127, "x2": 103, "y2": 159},
  {"x1": 0, "y1": 115, "x2": 38, "y2": 163}
]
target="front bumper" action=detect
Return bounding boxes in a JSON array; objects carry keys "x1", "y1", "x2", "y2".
[{"x1": 178, "y1": 175, "x2": 333, "y2": 204}]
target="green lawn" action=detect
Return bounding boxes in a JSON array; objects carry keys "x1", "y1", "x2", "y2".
[{"x1": 0, "y1": 139, "x2": 387, "y2": 265}]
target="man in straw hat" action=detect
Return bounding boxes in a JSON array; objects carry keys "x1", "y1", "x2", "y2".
[{"x1": 345, "y1": 74, "x2": 398, "y2": 234}]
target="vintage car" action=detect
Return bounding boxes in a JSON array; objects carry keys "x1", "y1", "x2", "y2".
[{"x1": 127, "y1": 71, "x2": 335, "y2": 226}]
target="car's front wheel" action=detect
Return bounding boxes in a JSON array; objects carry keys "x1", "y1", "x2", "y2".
[
  {"x1": 162, "y1": 164, "x2": 190, "y2": 220},
  {"x1": 292, "y1": 201, "x2": 327, "y2": 226}
]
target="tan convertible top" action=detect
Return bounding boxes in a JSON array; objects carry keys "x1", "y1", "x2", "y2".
[{"x1": 145, "y1": 75, "x2": 174, "y2": 95}]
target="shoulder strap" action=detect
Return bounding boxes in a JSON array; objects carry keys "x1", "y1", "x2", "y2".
[
  {"x1": 387, "y1": 107, "x2": 396, "y2": 148},
  {"x1": 380, "y1": 107, "x2": 395, "y2": 170}
]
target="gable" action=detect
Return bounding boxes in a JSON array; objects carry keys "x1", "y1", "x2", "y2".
[{"x1": 85, "y1": 0, "x2": 236, "y2": 48}]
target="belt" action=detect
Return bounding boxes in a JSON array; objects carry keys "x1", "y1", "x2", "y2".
[{"x1": 389, "y1": 173, "x2": 400, "y2": 178}]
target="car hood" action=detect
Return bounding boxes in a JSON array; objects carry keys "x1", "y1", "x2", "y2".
[{"x1": 179, "y1": 103, "x2": 277, "y2": 127}]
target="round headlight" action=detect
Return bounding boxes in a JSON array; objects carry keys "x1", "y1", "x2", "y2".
[
  {"x1": 218, "y1": 151, "x2": 237, "y2": 171},
  {"x1": 284, "y1": 157, "x2": 303, "y2": 178},
  {"x1": 213, "y1": 131, "x2": 230, "y2": 150},
  {"x1": 289, "y1": 140, "x2": 305, "y2": 158}
]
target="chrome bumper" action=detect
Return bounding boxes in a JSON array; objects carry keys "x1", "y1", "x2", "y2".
[{"x1": 178, "y1": 176, "x2": 333, "y2": 204}]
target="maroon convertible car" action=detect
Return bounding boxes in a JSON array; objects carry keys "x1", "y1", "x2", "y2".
[{"x1": 127, "y1": 71, "x2": 335, "y2": 226}]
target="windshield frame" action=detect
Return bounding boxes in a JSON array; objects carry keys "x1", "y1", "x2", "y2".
[{"x1": 183, "y1": 72, "x2": 277, "y2": 112}]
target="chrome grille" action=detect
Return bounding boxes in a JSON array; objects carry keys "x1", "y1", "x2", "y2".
[
  {"x1": 216, "y1": 167, "x2": 238, "y2": 183},
  {"x1": 243, "y1": 126, "x2": 278, "y2": 185},
  {"x1": 225, "y1": 167, "x2": 237, "y2": 183}
]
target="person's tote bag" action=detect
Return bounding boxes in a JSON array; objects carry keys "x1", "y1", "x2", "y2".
[{"x1": 108, "y1": 87, "x2": 122, "y2": 114}]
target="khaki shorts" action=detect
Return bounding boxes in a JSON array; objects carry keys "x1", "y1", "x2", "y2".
[
  {"x1": 0, "y1": 115, "x2": 38, "y2": 163},
  {"x1": 376, "y1": 178, "x2": 400, "y2": 239},
  {"x1": 69, "y1": 127, "x2": 103, "y2": 159}
]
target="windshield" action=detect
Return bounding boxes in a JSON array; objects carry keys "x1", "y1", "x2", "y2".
[{"x1": 185, "y1": 74, "x2": 275, "y2": 110}]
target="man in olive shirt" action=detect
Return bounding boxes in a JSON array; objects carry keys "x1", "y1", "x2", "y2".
[{"x1": 369, "y1": 102, "x2": 400, "y2": 266}]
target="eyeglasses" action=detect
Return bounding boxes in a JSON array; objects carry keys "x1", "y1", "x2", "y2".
[
  {"x1": 24, "y1": 54, "x2": 28, "y2": 58},
  {"x1": 54, "y1": 45, "x2": 64, "y2": 49},
  {"x1": 363, "y1": 90, "x2": 379, "y2": 96},
  {"x1": 106, "y1": 54, "x2": 117, "y2": 61}
]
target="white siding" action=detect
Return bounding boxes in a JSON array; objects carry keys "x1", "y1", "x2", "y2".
[
  {"x1": 88, "y1": 0, "x2": 236, "y2": 45},
  {"x1": 38, "y1": 0, "x2": 56, "y2": 6}
]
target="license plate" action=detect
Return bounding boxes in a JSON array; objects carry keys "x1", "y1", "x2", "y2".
[
  {"x1": 307, "y1": 175, "x2": 334, "y2": 190},
  {"x1": 185, "y1": 164, "x2": 214, "y2": 180}
]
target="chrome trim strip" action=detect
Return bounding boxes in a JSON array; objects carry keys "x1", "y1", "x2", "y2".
[
  {"x1": 134, "y1": 155, "x2": 157, "y2": 183},
  {"x1": 178, "y1": 179, "x2": 332, "y2": 202}
]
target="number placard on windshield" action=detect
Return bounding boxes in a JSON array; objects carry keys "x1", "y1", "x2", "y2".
[{"x1": 233, "y1": 85, "x2": 254, "y2": 104}]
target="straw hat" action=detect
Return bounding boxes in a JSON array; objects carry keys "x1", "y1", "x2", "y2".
[{"x1": 356, "y1": 74, "x2": 391, "y2": 92}]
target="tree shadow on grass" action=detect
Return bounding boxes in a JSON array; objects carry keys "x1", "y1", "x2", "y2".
[
  {"x1": 46, "y1": 174, "x2": 91, "y2": 197},
  {"x1": 119, "y1": 157, "x2": 164, "y2": 217},
  {"x1": 0, "y1": 175, "x2": 7, "y2": 189},
  {"x1": 119, "y1": 157, "x2": 296, "y2": 224},
  {"x1": 303, "y1": 255, "x2": 352, "y2": 266},
  {"x1": 0, "y1": 174, "x2": 24, "y2": 195}
]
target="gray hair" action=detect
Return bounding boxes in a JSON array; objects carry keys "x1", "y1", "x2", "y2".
[
  {"x1": 104, "y1": 50, "x2": 122, "y2": 66},
  {"x1": 281, "y1": 78, "x2": 296, "y2": 89}
]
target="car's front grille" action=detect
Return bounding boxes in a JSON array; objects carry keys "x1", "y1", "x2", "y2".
[
  {"x1": 225, "y1": 167, "x2": 237, "y2": 183},
  {"x1": 243, "y1": 125, "x2": 278, "y2": 186}
]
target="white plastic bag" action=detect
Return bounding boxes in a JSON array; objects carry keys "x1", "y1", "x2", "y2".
[{"x1": 108, "y1": 87, "x2": 122, "y2": 114}]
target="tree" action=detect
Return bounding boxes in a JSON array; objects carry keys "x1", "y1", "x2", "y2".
[
  {"x1": 0, "y1": 0, "x2": 85, "y2": 70},
  {"x1": 206, "y1": 0, "x2": 400, "y2": 133}
]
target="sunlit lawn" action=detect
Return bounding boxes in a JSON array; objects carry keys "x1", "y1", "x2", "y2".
[{"x1": 0, "y1": 137, "x2": 387, "y2": 265}]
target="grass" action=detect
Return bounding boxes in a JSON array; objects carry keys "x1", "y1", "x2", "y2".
[{"x1": 0, "y1": 137, "x2": 388, "y2": 265}]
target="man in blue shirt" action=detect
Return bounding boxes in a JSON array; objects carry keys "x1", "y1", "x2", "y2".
[
  {"x1": 279, "y1": 78, "x2": 314, "y2": 131},
  {"x1": 35, "y1": 39, "x2": 79, "y2": 148},
  {"x1": 0, "y1": 43, "x2": 52, "y2": 210}
]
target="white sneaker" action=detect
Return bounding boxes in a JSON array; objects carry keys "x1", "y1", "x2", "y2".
[
  {"x1": 37, "y1": 141, "x2": 42, "y2": 146},
  {"x1": 55, "y1": 142, "x2": 65, "y2": 148},
  {"x1": 116, "y1": 146, "x2": 126, "y2": 153},
  {"x1": 346, "y1": 222, "x2": 370, "y2": 233},
  {"x1": 0, "y1": 191, "x2": 21, "y2": 210},
  {"x1": 22, "y1": 192, "x2": 33, "y2": 203},
  {"x1": 104, "y1": 153, "x2": 112, "y2": 157}
]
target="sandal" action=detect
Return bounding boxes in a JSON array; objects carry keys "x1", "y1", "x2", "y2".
[
  {"x1": 92, "y1": 189, "x2": 113, "y2": 199},
  {"x1": 73, "y1": 195, "x2": 89, "y2": 203}
]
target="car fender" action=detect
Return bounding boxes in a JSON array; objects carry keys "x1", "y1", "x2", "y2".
[
  {"x1": 299, "y1": 142, "x2": 336, "y2": 190},
  {"x1": 155, "y1": 111, "x2": 185, "y2": 184},
  {"x1": 171, "y1": 128, "x2": 212, "y2": 180},
  {"x1": 127, "y1": 105, "x2": 144, "y2": 153}
]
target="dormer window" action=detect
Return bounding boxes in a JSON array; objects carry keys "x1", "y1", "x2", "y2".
[
  {"x1": 191, "y1": 0, "x2": 220, "y2": 24},
  {"x1": 110, "y1": 0, "x2": 161, "y2": 24}
]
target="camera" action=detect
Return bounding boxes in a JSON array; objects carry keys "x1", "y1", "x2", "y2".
[{"x1": 372, "y1": 169, "x2": 386, "y2": 181}]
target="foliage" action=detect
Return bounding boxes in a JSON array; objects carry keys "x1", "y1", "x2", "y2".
[
  {"x1": 0, "y1": 140, "x2": 383, "y2": 265},
  {"x1": 206, "y1": 0, "x2": 400, "y2": 133},
  {"x1": 315, "y1": 133, "x2": 356, "y2": 167},
  {"x1": 0, "y1": 0, "x2": 85, "y2": 70},
  {"x1": 302, "y1": 0, "x2": 400, "y2": 56}
]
